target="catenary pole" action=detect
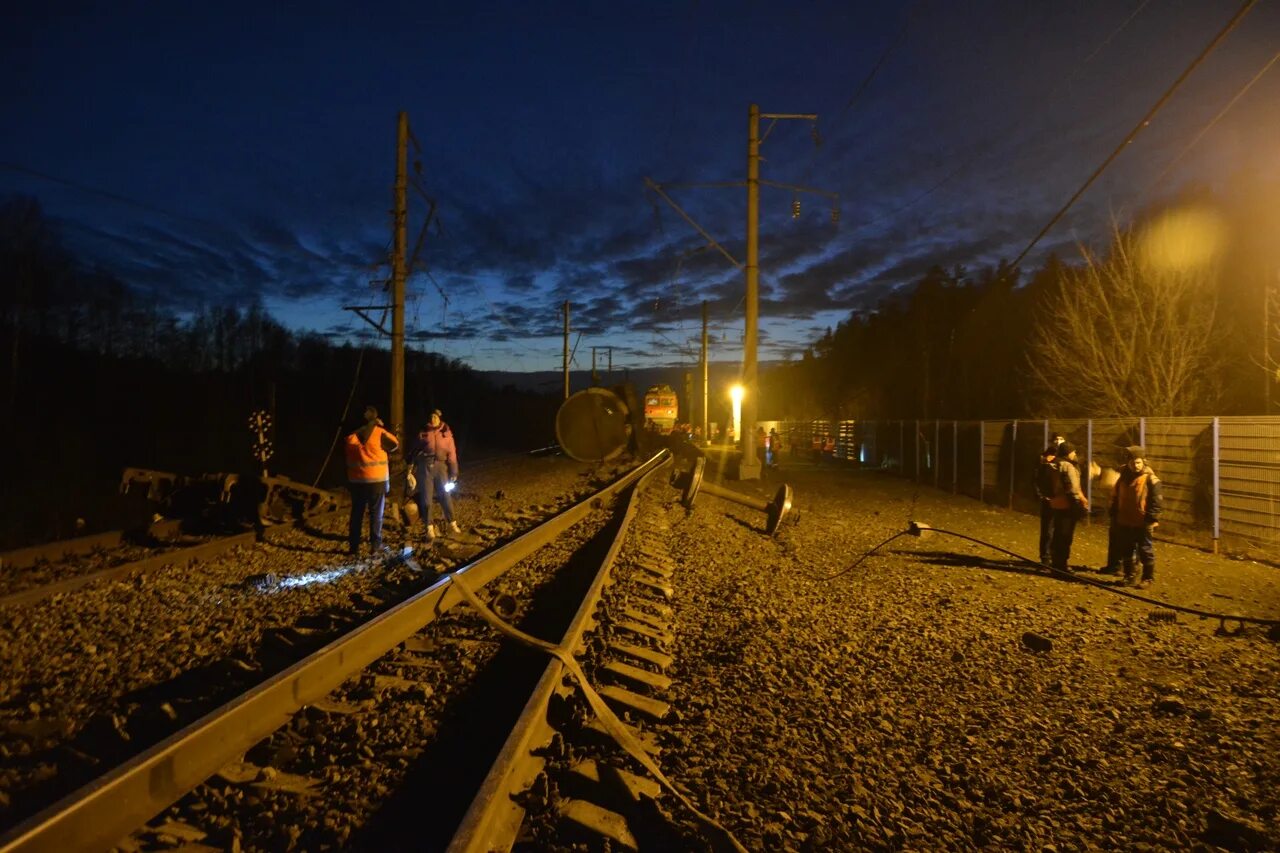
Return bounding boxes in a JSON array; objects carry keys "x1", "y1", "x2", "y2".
[
  {"x1": 562, "y1": 301, "x2": 570, "y2": 401},
  {"x1": 701, "y1": 300, "x2": 709, "y2": 442},
  {"x1": 743, "y1": 105, "x2": 821, "y2": 478},
  {"x1": 391, "y1": 111, "x2": 408, "y2": 443},
  {"x1": 742, "y1": 104, "x2": 762, "y2": 480}
]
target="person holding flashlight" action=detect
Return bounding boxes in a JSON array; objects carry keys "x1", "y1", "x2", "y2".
[{"x1": 408, "y1": 407, "x2": 460, "y2": 540}]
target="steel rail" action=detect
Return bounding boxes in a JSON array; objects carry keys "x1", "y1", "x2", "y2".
[
  {"x1": 0, "y1": 531, "x2": 256, "y2": 609},
  {"x1": 0, "y1": 450, "x2": 668, "y2": 853},
  {"x1": 448, "y1": 452, "x2": 670, "y2": 851},
  {"x1": 0, "y1": 520, "x2": 183, "y2": 573},
  {"x1": 0, "y1": 512, "x2": 348, "y2": 610}
]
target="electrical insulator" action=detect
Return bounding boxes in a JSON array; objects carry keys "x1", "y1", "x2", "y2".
[
  {"x1": 831, "y1": 206, "x2": 840, "y2": 224},
  {"x1": 792, "y1": 198, "x2": 801, "y2": 219}
]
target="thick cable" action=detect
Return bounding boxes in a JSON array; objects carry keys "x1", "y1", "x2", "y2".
[
  {"x1": 843, "y1": 523, "x2": 1280, "y2": 628},
  {"x1": 813, "y1": 529, "x2": 913, "y2": 581},
  {"x1": 310, "y1": 346, "x2": 368, "y2": 488},
  {"x1": 446, "y1": 570, "x2": 749, "y2": 852}
]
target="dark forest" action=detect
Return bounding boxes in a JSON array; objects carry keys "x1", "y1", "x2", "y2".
[
  {"x1": 3, "y1": 177, "x2": 1277, "y2": 547},
  {"x1": 0, "y1": 196, "x2": 561, "y2": 547}
]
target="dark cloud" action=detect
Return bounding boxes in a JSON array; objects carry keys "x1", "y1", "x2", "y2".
[{"x1": 4, "y1": 1, "x2": 1277, "y2": 369}]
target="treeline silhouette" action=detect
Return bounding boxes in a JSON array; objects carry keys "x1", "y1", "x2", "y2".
[
  {"x1": 763, "y1": 179, "x2": 1278, "y2": 423},
  {"x1": 4, "y1": 175, "x2": 1276, "y2": 547},
  {"x1": 0, "y1": 196, "x2": 560, "y2": 548}
]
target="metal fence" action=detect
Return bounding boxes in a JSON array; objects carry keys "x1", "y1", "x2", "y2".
[{"x1": 774, "y1": 417, "x2": 1280, "y2": 561}]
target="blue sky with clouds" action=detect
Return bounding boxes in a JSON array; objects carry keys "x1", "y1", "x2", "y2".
[{"x1": 4, "y1": 1, "x2": 1278, "y2": 373}]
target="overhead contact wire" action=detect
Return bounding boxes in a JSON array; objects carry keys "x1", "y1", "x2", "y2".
[{"x1": 1010, "y1": 0, "x2": 1261, "y2": 269}]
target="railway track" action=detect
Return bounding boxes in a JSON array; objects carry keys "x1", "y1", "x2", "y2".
[
  {"x1": 1, "y1": 449, "x2": 724, "y2": 851},
  {"x1": 0, "y1": 507, "x2": 357, "y2": 610},
  {"x1": 0, "y1": 526, "x2": 270, "y2": 610}
]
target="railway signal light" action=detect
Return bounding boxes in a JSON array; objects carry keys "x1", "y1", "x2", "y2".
[{"x1": 248, "y1": 410, "x2": 274, "y2": 470}]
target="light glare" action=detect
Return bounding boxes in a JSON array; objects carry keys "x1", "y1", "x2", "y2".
[{"x1": 1137, "y1": 206, "x2": 1226, "y2": 271}]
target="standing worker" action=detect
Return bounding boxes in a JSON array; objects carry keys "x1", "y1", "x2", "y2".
[
  {"x1": 344, "y1": 405, "x2": 399, "y2": 556},
  {"x1": 1048, "y1": 441, "x2": 1089, "y2": 573},
  {"x1": 1034, "y1": 434, "x2": 1066, "y2": 566},
  {"x1": 1100, "y1": 446, "x2": 1163, "y2": 588},
  {"x1": 409, "y1": 407, "x2": 461, "y2": 540}
]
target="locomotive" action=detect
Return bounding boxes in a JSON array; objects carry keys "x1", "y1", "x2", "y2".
[{"x1": 642, "y1": 384, "x2": 678, "y2": 433}]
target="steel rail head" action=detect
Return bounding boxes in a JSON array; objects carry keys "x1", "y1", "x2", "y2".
[
  {"x1": 0, "y1": 531, "x2": 260, "y2": 610},
  {"x1": 0, "y1": 450, "x2": 670, "y2": 853},
  {"x1": 0, "y1": 508, "x2": 350, "y2": 611},
  {"x1": 0, "y1": 529, "x2": 127, "y2": 573}
]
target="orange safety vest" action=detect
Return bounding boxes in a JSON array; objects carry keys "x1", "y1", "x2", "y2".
[
  {"x1": 1049, "y1": 459, "x2": 1086, "y2": 510},
  {"x1": 1113, "y1": 470, "x2": 1153, "y2": 526},
  {"x1": 345, "y1": 426, "x2": 395, "y2": 483}
]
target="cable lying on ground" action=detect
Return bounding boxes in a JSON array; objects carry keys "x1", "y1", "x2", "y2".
[
  {"x1": 447, "y1": 570, "x2": 749, "y2": 853},
  {"x1": 823, "y1": 520, "x2": 1280, "y2": 631}
]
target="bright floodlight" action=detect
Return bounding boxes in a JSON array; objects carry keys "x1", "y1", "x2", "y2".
[{"x1": 730, "y1": 384, "x2": 745, "y2": 404}]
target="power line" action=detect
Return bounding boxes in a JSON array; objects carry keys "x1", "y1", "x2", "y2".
[
  {"x1": 1, "y1": 161, "x2": 231, "y2": 233},
  {"x1": 839, "y1": 0, "x2": 1153, "y2": 238},
  {"x1": 1079, "y1": 0, "x2": 1151, "y2": 67},
  {"x1": 1010, "y1": 0, "x2": 1260, "y2": 270},
  {"x1": 1141, "y1": 48, "x2": 1279, "y2": 200},
  {"x1": 843, "y1": 0, "x2": 925, "y2": 113}
]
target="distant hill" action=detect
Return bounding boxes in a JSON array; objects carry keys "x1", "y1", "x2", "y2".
[
  {"x1": 477, "y1": 362, "x2": 773, "y2": 398},
  {"x1": 476, "y1": 361, "x2": 791, "y2": 427}
]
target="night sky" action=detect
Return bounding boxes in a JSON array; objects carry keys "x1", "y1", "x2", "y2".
[{"x1": 4, "y1": 1, "x2": 1278, "y2": 373}]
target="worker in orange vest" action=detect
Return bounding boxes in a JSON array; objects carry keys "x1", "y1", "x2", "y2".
[{"x1": 344, "y1": 405, "x2": 399, "y2": 556}]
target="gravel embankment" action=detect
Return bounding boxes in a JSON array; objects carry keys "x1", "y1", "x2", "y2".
[
  {"x1": 9, "y1": 448, "x2": 1276, "y2": 850},
  {"x1": 657, "y1": 457, "x2": 1279, "y2": 851},
  {"x1": 124, "y1": 496, "x2": 625, "y2": 852},
  {"x1": 0, "y1": 452, "x2": 606, "y2": 830}
]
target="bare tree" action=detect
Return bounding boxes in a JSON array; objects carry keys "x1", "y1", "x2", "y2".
[{"x1": 1026, "y1": 228, "x2": 1221, "y2": 417}]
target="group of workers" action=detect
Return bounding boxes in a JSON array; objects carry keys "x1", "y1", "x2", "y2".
[
  {"x1": 1036, "y1": 436, "x2": 1163, "y2": 587},
  {"x1": 342, "y1": 405, "x2": 1166, "y2": 581},
  {"x1": 342, "y1": 405, "x2": 461, "y2": 556}
]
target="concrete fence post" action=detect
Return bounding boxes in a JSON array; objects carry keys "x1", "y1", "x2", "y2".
[
  {"x1": 979, "y1": 420, "x2": 985, "y2": 501},
  {"x1": 934, "y1": 419, "x2": 940, "y2": 488},
  {"x1": 899, "y1": 421, "x2": 905, "y2": 473},
  {"x1": 952, "y1": 421, "x2": 958, "y2": 494},
  {"x1": 915, "y1": 419, "x2": 921, "y2": 482},
  {"x1": 1212, "y1": 417, "x2": 1221, "y2": 554},
  {"x1": 1009, "y1": 420, "x2": 1017, "y2": 509}
]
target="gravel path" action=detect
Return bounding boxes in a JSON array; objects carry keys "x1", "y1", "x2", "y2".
[{"x1": 657, "y1": 456, "x2": 1279, "y2": 851}]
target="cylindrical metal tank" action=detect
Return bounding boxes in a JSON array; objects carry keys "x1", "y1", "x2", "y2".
[{"x1": 555, "y1": 387, "x2": 632, "y2": 462}]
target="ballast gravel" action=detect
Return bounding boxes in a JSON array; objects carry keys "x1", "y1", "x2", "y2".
[
  {"x1": 655, "y1": 456, "x2": 1279, "y2": 851},
  {"x1": 0, "y1": 452, "x2": 609, "y2": 832},
  {"x1": 3, "y1": 449, "x2": 1277, "y2": 851}
]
